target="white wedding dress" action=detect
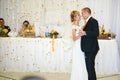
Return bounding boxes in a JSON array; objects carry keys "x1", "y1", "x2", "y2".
[{"x1": 70, "y1": 25, "x2": 88, "y2": 80}]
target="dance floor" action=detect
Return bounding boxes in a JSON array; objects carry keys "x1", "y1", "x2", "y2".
[{"x1": 0, "y1": 72, "x2": 120, "y2": 80}]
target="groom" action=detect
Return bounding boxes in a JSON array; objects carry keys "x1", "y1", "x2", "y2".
[{"x1": 80, "y1": 7, "x2": 99, "y2": 80}]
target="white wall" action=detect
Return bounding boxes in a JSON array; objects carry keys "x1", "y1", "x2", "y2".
[{"x1": 0, "y1": 0, "x2": 116, "y2": 30}]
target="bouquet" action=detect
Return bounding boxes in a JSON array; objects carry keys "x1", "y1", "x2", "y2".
[
  {"x1": 23, "y1": 25, "x2": 35, "y2": 37},
  {"x1": 24, "y1": 25, "x2": 35, "y2": 33},
  {"x1": 49, "y1": 30, "x2": 59, "y2": 38},
  {"x1": 0, "y1": 27, "x2": 8, "y2": 37},
  {"x1": 98, "y1": 25, "x2": 116, "y2": 39}
]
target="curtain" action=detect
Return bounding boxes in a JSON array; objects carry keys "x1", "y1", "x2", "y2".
[
  {"x1": 0, "y1": 0, "x2": 120, "y2": 51},
  {"x1": 110, "y1": 0, "x2": 120, "y2": 51}
]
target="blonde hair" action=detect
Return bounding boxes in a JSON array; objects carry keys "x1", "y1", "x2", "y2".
[{"x1": 70, "y1": 10, "x2": 80, "y2": 22}]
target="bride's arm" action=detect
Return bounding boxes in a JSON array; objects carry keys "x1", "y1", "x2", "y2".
[{"x1": 72, "y1": 29, "x2": 81, "y2": 41}]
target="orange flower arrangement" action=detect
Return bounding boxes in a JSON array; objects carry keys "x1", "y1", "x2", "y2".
[
  {"x1": 49, "y1": 30, "x2": 59, "y2": 38},
  {"x1": 50, "y1": 30, "x2": 59, "y2": 52},
  {"x1": 0, "y1": 27, "x2": 9, "y2": 37}
]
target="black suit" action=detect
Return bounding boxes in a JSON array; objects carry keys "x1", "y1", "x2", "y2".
[{"x1": 81, "y1": 17, "x2": 99, "y2": 80}]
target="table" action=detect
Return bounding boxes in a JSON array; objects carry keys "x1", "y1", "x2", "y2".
[
  {"x1": 0, "y1": 38, "x2": 120, "y2": 74},
  {"x1": 96, "y1": 40, "x2": 120, "y2": 74}
]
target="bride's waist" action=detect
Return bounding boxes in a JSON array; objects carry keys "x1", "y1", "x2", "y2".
[{"x1": 74, "y1": 38, "x2": 81, "y2": 43}]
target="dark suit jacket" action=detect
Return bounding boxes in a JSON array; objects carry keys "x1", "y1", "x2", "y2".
[
  {"x1": 81, "y1": 17, "x2": 99, "y2": 52},
  {"x1": 3, "y1": 26, "x2": 11, "y2": 33}
]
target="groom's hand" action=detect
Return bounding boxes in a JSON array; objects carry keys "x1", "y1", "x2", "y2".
[{"x1": 79, "y1": 30, "x2": 86, "y2": 36}]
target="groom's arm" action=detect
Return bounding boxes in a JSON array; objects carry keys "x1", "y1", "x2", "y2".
[{"x1": 82, "y1": 20, "x2": 99, "y2": 38}]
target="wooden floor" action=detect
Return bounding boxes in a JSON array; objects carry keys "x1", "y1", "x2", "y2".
[{"x1": 0, "y1": 72, "x2": 120, "y2": 80}]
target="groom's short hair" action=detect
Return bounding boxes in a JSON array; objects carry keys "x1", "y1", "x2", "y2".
[{"x1": 82, "y1": 7, "x2": 91, "y2": 14}]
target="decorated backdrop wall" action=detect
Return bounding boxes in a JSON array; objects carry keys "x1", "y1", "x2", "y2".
[{"x1": 0, "y1": 0, "x2": 120, "y2": 51}]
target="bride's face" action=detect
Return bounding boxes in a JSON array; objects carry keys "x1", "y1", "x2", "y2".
[{"x1": 74, "y1": 14, "x2": 81, "y2": 21}]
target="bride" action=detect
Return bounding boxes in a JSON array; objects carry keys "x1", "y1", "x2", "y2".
[{"x1": 70, "y1": 10, "x2": 88, "y2": 80}]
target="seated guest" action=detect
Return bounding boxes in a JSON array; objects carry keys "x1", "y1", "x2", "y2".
[
  {"x1": 19, "y1": 20, "x2": 30, "y2": 36},
  {"x1": 19, "y1": 20, "x2": 35, "y2": 36},
  {"x1": 21, "y1": 76, "x2": 45, "y2": 80},
  {"x1": 0, "y1": 18, "x2": 11, "y2": 34}
]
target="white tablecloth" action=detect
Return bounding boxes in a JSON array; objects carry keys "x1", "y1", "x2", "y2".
[
  {"x1": 0, "y1": 38, "x2": 120, "y2": 74},
  {"x1": 96, "y1": 40, "x2": 120, "y2": 74}
]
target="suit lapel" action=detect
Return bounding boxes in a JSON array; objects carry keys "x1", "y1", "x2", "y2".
[{"x1": 83, "y1": 17, "x2": 92, "y2": 30}]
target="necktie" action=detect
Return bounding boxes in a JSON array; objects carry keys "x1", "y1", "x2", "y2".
[{"x1": 82, "y1": 20, "x2": 87, "y2": 30}]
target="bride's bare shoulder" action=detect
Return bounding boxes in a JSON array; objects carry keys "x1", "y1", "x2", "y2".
[{"x1": 72, "y1": 25, "x2": 77, "y2": 29}]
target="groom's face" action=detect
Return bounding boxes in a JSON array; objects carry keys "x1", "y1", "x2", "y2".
[{"x1": 82, "y1": 10, "x2": 88, "y2": 20}]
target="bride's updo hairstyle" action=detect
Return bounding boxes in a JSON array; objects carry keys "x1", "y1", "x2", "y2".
[{"x1": 70, "y1": 10, "x2": 80, "y2": 22}]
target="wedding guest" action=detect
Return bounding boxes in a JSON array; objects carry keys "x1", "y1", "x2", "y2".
[
  {"x1": 19, "y1": 20, "x2": 30, "y2": 36},
  {"x1": 0, "y1": 18, "x2": 11, "y2": 34},
  {"x1": 21, "y1": 76, "x2": 45, "y2": 80}
]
